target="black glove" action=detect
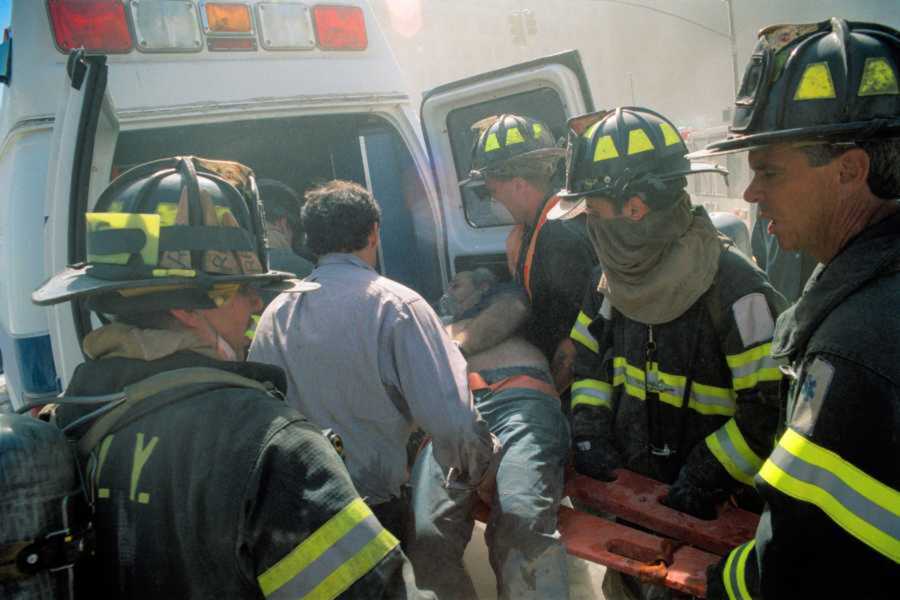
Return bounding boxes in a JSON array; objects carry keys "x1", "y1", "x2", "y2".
[
  {"x1": 663, "y1": 471, "x2": 721, "y2": 520},
  {"x1": 573, "y1": 436, "x2": 621, "y2": 482}
]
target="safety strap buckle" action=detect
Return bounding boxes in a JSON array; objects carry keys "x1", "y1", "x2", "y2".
[{"x1": 650, "y1": 443, "x2": 676, "y2": 458}]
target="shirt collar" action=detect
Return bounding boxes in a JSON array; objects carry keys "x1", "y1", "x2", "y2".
[{"x1": 317, "y1": 253, "x2": 375, "y2": 271}]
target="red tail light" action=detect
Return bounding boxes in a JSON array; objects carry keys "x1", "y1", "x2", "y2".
[
  {"x1": 48, "y1": 0, "x2": 133, "y2": 53},
  {"x1": 313, "y1": 5, "x2": 367, "y2": 51}
]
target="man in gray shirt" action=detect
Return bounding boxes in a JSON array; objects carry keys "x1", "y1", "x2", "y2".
[{"x1": 249, "y1": 180, "x2": 497, "y2": 541}]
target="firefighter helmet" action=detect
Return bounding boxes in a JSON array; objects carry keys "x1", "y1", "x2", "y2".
[
  {"x1": 33, "y1": 156, "x2": 317, "y2": 313},
  {"x1": 691, "y1": 18, "x2": 900, "y2": 158},
  {"x1": 459, "y1": 114, "x2": 564, "y2": 196},
  {"x1": 549, "y1": 107, "x2": 726, "y2": 220}
]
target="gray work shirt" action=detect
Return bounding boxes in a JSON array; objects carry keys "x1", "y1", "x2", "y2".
[{"x1": 249, "y1": 253, "x2": 493, "y2": 503}]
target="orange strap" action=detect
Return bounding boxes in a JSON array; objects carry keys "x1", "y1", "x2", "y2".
[
  {"x1": 468, "y1": 371, "x2": 559, "y2": 399},
  {"x1": 507, "y1": 196, "x2": 561, "y2": 300}
]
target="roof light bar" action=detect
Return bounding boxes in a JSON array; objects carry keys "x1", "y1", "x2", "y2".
[
  {"x1": 257, "y1": 2, "x2": 316, "y2": 50},
  {"x1": 130, "y1": 0, "x2": 202, "y2": 53},
  {"x1": 48, "y1": 0, "x2": 133, "y2": 53},
  {"x1": 313, "y1": 5, "x2": 367, "y2": 51}
]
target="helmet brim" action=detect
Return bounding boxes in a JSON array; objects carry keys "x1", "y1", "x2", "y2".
[
  {"x1": 686, "y1": 119, "x2": 900, "y2": 160},
  {"x1": 547, "y1": 197, "x2": 587, "y2": 221},
  {"x1": 32, "y1": 265, "x2": 319, "y2": 307}
]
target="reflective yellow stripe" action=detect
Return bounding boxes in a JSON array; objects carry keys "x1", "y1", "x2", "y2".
[
  {"x1": 593, "y1": 135, "x2": 620, "y2": 161},
  {"x1": 610, "y1": 357, "x2": 735, "y2": 415},
  {"x1": 735, "y1": 540, "x2": 756, "y2": 600},
  {"x1": 572, "y1": 378, "x2": 612, "y2": 409},
  {"x1": 532, "y1": 122, "x2": 543, "y2": 139},
  {"x1": 794, "y1": 62, "x2": 837, "y2": 100},
  {"x1": 759, "y1": 429, "x2": 900, "y2": 562},
  {"x1": 727, "y1": 343, "x2": 782, "y2": 391},
  {"x1": 706, "y1": 419, "x2": 765, "y2": 486},
  {"x1": 484, "y1": 132, "x2": 501, "y2": 152},
  {"x1": 505, "y1": 127, "x2": 526, "y2": 146},
  {"x1": 570, "y1": 311, "x2": 599, "y2": 353},
  {"x1": 303, "y1": 530, "x2": 398, "y2": 600},
  {"x1": 722, "y1": 543, "x2": 740, "y2": 600},
  {"x1": 858, "y1": 56, "x2": 899, "y2": 96},
  {"x1": 258, "y1": 498, "x2": 398, "y2": 598},
  {"x1": 627, "y1": 128, "x2": 654, "y2": 154},
  {"x1": 659, "y1": 122, "x2": 681, "y2": 146}
]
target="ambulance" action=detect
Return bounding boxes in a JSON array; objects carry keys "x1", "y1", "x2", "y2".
[{"x1": 0, "y1": 0, "x2": 595, "y2": 411}]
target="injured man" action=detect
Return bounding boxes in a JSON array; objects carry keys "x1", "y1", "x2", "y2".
[{"x1": 408, "y1": 269, "x2": 572, "y2": 600}]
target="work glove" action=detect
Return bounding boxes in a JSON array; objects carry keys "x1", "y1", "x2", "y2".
[
  {"x1": 662, "y1": 470, "x2": 721, "y2": 520},
  {"x1": 573, "y1": 436, "x2": 621, "y2": 482}
]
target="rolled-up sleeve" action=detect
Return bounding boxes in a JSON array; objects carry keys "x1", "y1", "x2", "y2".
[{"x1": 381, "y1": 297, "x2": 494, "y2": 487}]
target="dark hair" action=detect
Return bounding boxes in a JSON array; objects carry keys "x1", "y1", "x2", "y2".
[
  {"x1": 302, "y1": 180, "x2": 381, "y2": 256},
  {"x1": 860, "y1": 138, "x2": 900, "y2": 200},
  {"x1": 802, "y1": 140, "x2": 900, "y2": 200}
]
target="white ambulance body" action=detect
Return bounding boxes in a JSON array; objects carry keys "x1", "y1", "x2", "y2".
[{"x1": 0, "y1": 0, "x2": 595, "y2": 411}]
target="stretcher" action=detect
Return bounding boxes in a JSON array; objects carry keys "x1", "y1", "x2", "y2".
[{"x1": 476, "y1": 469, "x2": 760, "y2": 597}]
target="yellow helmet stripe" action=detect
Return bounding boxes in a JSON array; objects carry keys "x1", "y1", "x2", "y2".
[
  {"x1": 593, "y1": 135, "x2": 620, "y2": 162},
  {"x1": 794, "y1": 62, "x2": 837, "y2": 100},
  {"x1": 858, "y1": 57, "x2": 900, "y2": 97},
  {"x1": 627, "y1": 129, "x2": 655, "y2": 155}
]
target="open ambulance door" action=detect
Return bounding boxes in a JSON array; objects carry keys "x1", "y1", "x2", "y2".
[
  {"x1": 420, "y1": 50, "x2": 594, "y2": 280},
  {"x1": 44, "y1": 51, "x2": 120, "y2": 390}
]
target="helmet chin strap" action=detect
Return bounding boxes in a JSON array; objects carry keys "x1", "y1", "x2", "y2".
[{"x1": 197, "y1": 311, "x2": 240, "y2": 362}]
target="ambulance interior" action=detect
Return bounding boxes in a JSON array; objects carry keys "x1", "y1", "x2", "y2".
[{"x1": 108, "y1": 113, "x2": 445, "y2": 302}]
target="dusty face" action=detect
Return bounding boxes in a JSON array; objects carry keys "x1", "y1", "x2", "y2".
[
  {"x1": 745, "y1": 144, "x2": 840, "y2": 257},
  {"x1": 198, "y1": 286, "x2": 263, "y2": 360},
  {"x1": 485, "y1": 176, "x2": 529, "y2": 224},
  {"x1": 447, "y1": 272, "x2": 482, "y2": 314}
]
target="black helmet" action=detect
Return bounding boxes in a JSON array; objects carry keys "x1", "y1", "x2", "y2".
[
  {"x1": 459, "y1": 114, "x2": 565, "y2": 195},
  {"x1": 257, "y1": 178, "x2": 302, "y2": 227},
  {"x1": 692, "y1": 18, "x2": 900, "y2": 158},
  {"x1": 33, "y1": 156, "x2": 317, "y2": 313},
  {"x1": 549, "y1": 107, "x2": 726, "y2": 220}
]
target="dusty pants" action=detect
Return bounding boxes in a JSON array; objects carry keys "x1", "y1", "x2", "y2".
[{"x1": 408, "y1": 368, "x2": 571, "y2": 599}]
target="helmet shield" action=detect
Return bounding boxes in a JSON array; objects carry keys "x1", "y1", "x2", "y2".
[
  {"x1": 33, "y1": 156, "x2": 318, "y2": 311},
  {"x1": 692, "y1": 19, "x2": 900, "y2": 158}
]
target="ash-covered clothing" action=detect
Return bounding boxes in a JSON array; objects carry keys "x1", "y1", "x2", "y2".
[
  {"x1": 709, "y1": 209, "x2": 900, "y2": 600},
  {"x1": 508, "y1": 195, "x2": 596, "y2": 360},
  {"x1": 249, "y1": 253, "x2": 494, "y2": 505},
  {"x1": 409, "y1": 367, "x2": 570, "y2": 600},
  {"x1": 58, "y1": 342, "x2": 425, "y2": 599},
  {"x1": 751, "y1": 216, "x2": 818, "y2": 304},
  {"x1": 570, "y1": 244, "x2": 787, "y2": 491}
]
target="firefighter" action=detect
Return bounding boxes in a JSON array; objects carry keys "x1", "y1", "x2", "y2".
[
  {"x1": 460, "y1": 114, "x2": 596, "y2": 390},
  {"x1": 690, "y1": 18, "x2": 900, "y2": 599},
  {"x1": 549, "y1": 107, "x2": 787, "y2": 575},
  {"x1": 409, "y1": 270, "x2": 571, "y2": 599},
  {"x1": 32, "y1": 157, "x2": 429, "y2": 599}
]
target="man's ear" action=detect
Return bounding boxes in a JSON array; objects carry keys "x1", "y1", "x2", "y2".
[
  {"x1": 623, "y1": 195, "x2": 650, "y2": 221},
  {"x1": 367, "y1": 222, "x2": 380, "y2": 248},
  {"x1": 837, "y1": 147, "x2": 870, "y2": 191}
]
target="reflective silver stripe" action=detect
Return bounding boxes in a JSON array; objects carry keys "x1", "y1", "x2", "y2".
[
  {"x1": 730, "y1": 354, "x2": 781, "y2": 379},
  {"x1": 268, "y1": 514, "x2": 387, "y2": 600},
  {"x1": 691, "y1": 389, "x2": 736, "y2": 411},
  {"x1": 725, "y1": 540, "x2": 755, "y2": 600},
  {"x1": 764, "y1": 445, "x2": 900, "y2": 547},
  {"x1": 574, "y1": 386, "x2": 611, "y2": 401}
]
